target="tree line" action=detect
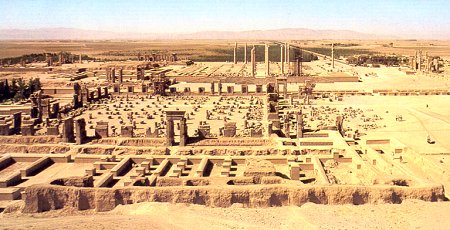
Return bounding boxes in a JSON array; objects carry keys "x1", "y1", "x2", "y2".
[
  {"x1": 0, "y1": 78, "x2": 41, "y2": 102},
  {"x1": 0, "y1": 52, "x2": 93, "y2": 65}
]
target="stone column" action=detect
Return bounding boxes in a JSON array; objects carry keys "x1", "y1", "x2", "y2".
[
  {"x1": 233, "y1": 42, "x2": 237, "y2": 64},
  {"x1": 79, "y1": 54, "x2": 82, "y2": 63},
  {"x1": 265, "y1": 44, "x2": 270, "y2": 76},
  {"x1": 418, "y1": 50, "x2": 422, "y2": 72},
  {"x1": 180, "y1": 118, "x2": 187, "y2": 146},
  {"x1": 118, "y1": 68, "x2": 123, "y2": 83},
  {"x1": 111, "y1": 68, "x2": 116, "y2": 83},
  {"x1": 97, "y1": 87, "x2": 102, "y2": 100},
  {"x1": 211, "y1": 82, "x2": 215, "y2": 95},
  {"x1": 280, "y1": 44, "x2": 284, "y2": 74},
  {"x1": 287, "y1": 43, "x2": 290, "y2": 67},
  {"x1": 106, "y1": 67, "x2": 110, "y2": 82},
  {"x1": 218, "y1": 80, "x2": 222, "y2": 96},
  {"x1": 166, "y1": 119, "x2": 174, "y2": 146},
  {"x1": 285, "y1": 43, "x2": 288, "y2": 63},
  {"x1": 251, "y1": 46, "x2": 256, "y2": 77},
  {"x1": 244, "y1": 43, "x2": 248, "y2": 64},
  {"x1": 331, "y1": 43, "x2": 335, "y2": 69}
]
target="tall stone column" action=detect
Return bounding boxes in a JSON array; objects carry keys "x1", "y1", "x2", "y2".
[
  {"x1": 218, "y1": 80, "x2": 222, "y2": 95},
  {"x1": 284, "y1": 43, "x2": 288, "y2": 63},
  {"x1": 118, "y1": 68, "x2": 123, "y2": 83},
  {"x1": 286, "y1": 43, "x2": 290, "y2": 65},
  {"x1": 244, "y1": 43, "x2": 248, "y2": 64},
  {"x1": 233, "y1": 42, "x2": 237, "y2": 64},
  {"x1": 180, "y1": 118, "x2": 187, "y2": 146},
  {"x1": 166, "y1": 119, "x2": 174, "y2": 146},
  {"x1": 211, "y1": 82, "x2": 215, "y2": 95},
  {"x1": 106, "y1": 67, "x2": 110, "y2": 82},
  {"x1": 111, "y1": 68, "x2": 116, "y2": 83},
  {"x1": 280, "y1": 44, "x2": 284, "y2": 74},
  {"x1": 331, "y1": 43, "x2": 335, "y2": 69},
  {"x1": 418, "y1": 50, "x2": 422, "y2": 72},
  {"x1": 265, "y1": 44, "x2": 270, "y2": 76},
  {"x1": 251, "y1": 46, "x2": 256, "y2": 77},
  {"x1": 97, "y1": 87, "x2": 102, "y2": 100}
]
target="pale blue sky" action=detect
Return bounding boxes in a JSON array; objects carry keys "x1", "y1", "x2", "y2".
[{"x1": 0, "y1": 0, "x2": 449, "y2": 38}]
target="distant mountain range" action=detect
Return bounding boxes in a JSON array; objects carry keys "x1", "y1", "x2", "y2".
[{"x1": 0, "y1": 27, "x2": 391, "y2": 40}]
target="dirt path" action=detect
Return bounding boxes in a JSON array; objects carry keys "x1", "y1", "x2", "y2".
[{"x1": 2, "y1": 200, "x2": 450, "y2": 230}]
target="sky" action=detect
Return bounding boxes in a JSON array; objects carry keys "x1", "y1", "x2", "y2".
[{"x1": 0, "y1": 0, "x2": 449, "y2": 39}]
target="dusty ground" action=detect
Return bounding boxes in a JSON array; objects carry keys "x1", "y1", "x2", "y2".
[{"x1": 1, "y1": 200, "x2": 450, "y2": 229}]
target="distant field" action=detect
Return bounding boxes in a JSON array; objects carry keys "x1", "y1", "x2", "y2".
[
  {"x1": 301, "y1": 47, "x2": 376, "y2": 57},
  {"x1": 1, "y1": 40, "x2": 449, "y2": 62},
  {"x1": 296, "y1": 40, "x2": 450, "y2": 58},
  {"x1": 0, "y1": 40, "x2": 305, "y2": 62}
]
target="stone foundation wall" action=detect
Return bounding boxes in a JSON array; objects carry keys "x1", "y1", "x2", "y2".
[
  {"x1": 22, "y1": 183, "x2": 445, "y2": 213},
  {"x1": 189, "y1": 138, "x2": 272, "y2": 147}
]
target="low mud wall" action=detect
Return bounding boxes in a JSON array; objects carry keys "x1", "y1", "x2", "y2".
[
  {"x1": 22, "y1": 183, "x2": 445, "y2": 213},
  {"x1": 189, "y1": 138, "x2": 273, "y2": 147},
  {"x1": 91, "y1": 138, "x2": 167, "y2": 147},
  {"x1": 0, "y1": 144, "x2": 70, "y2": 154},
  {"x1": 0, "y1": 136, "x2": 61, "y2": 145}
]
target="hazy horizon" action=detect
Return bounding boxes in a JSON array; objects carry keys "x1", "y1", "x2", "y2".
[{"x1": 1, "y1": 0, "x2": 449, "y2": 39}]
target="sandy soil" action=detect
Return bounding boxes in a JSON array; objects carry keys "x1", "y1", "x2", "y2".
[{"x1": 2, "y1": 200, "x2": 450, "y2": 230}]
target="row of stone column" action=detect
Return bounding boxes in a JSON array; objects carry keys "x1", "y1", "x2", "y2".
[
  {"x1": 106, "y1": 67, "x2": 124, "y2": 83},
  {"x1": 410, "y1": 50, "x2": 440, "y2": 73},
  {"x1": 74, "y1": 86, "x2": 108, "y2": 109},
  {"x1": 233, "y1": 42, "x2": 291, "y2": 77}
]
